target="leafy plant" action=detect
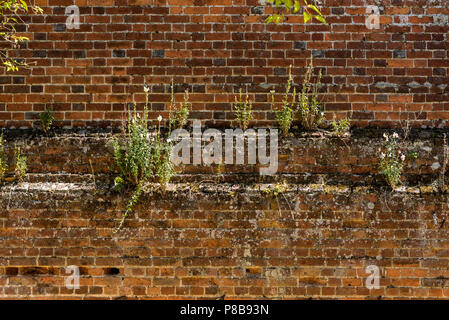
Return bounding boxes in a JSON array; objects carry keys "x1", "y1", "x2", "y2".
[
  {"x1": 233, "y1": 88, "x2": 253, "y2": 131},
  {"x1": 168, "y1": 80, "x2": 191, "y2": 131},
  {"x1": 263, "y1": 180, "x2": 288, "y2": 196},
  {"x1": 14, "y1": 144, "x2": 26, "y2": 181},
  {"x1": 378, "y1": 132, "x2": 405, "y2": 189},
  {"x1": 296, "y1": 57, "x2": 323, "y2": 130},
  {"x1": 270, "y1": 65, "x2": 295, "y2": 136},
  {"x1": 216, "y1": 162, "x2": 223, "y2": 176},
  {"x1": 408, "y1": 151, "x2": 418, "y2": 159},
  {"x1": 112, "y1": 85, "x2": 175, "y2": 232},
  {"x1": 40, "y1": 108, "x2": 54, "y2": 133},
  {"x1": 0, "y1": 133, "x2": 7, "y2": 182},
  {"x1": 0, "y1": 0, "x2": 43, "y2": 72},
  {"x1": 265, "y1": 0, "x2": 326, "y2": 25},
  {"x1": 331, "y1": 113, "x2": 351, "y2": 136}
]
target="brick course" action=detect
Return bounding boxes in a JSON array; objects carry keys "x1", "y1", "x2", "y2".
[{"x1": 0, "y1": 0, "x2": 448, "y2": 129}]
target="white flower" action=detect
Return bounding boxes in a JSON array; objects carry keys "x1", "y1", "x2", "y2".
[
  {"x1": 157, "y1": 115, "x2": 162, "y2": 122},
  {"x1": 401, "y1": 154, "x2": 405, "y2": 161},
  {"x1": 143, "y1": 84, "x2": 150, "y2": 93},
  {"x1": 321, "y1": 112, "x2": 324, "y2": 116},
  {"x1": 167, "y1": 138, "x2": 172, "y2": 143},
  {"x1": 383, "y1": 132, "x2": 388, "y2": 139},
  {"x1": 270, "y1": 90, "x2": 275, "y2": 94},
  {"x1": 380, "y1": 153, "x2": 385, "y2": 159},
  {"x1": 392, "y1": 132, "x2": 399, "y2": 139}
]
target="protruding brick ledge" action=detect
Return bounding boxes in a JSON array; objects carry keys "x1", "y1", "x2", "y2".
[{"x1": 1, "y1": 128, "x2": 448, "y2": 187}]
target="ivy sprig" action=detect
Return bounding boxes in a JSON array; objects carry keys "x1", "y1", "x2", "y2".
[{"x1": 265, "y1": 0, "x2": 327, "y2": 25}]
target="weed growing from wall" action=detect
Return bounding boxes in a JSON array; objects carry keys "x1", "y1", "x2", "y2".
[
  {"x1": 233, "y1": 88, "x2": 253, "y2": 131},
  {"x1": 40, "y1": 108, "x2": 54, "y2": 133},
  {"x1": 168, "y1": 80, "x2": 191, "y2": 131},
  {"x1": 263, "y1": 180, "x2": 289, "y2": 196},
  {"x1": 297, "y1": 57, "x2": 324, "y2": 130},
  {"x1": 270, "y1": 66, "x2": 295, "y2": 136},
  {"x1": 378, "y1": 132, "x2": 405, "y2": 189},
  {"x1": 331, "y1": 113, "x2": 352, "y2": 136},
  {"x1": 112, "y1": 85, "x2": 175, "y2": 232}
]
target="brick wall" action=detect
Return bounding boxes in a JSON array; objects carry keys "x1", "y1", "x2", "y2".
[
  {"x1": 0, "y1": 0, "x2": 448, "y2": 129},
  {"x1": 2, "y1": 132, "x2": 449, "y2": 299},
  {"x1": 2, "y1": 180, "x2": 449, "y2": 299}
]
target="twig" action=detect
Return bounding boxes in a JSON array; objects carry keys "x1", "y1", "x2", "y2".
[
  {"x1": 89, "y1": 159, "x2": 96, "y2": 190},
  {"x1": 439, "y1": 134, "x2": 448, "y2": 192}
]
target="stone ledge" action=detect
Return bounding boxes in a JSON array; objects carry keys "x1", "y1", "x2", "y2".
[{"x1": 1, "y1": 181, "x2": 447, "y2": 201}]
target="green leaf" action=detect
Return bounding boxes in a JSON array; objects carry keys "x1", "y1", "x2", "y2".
[
  {"x1": 293, "y1": 0, "x2": 301, "y2": 13},
  {"x1": 266, "y1": 14, "x2": 284, "y2": 24},
  {"x1": 303, "y1": 11, "x2": 312, "y2": 23},
  {"x1": 275, "y1": 14, "x2": 283, "y2": 24},
  {"x1": 307, "y1": 4, "x2": 322, "y2": 15},
  {"x1": 314, "y1": 15, "x2": 327, "y2": 24},
  {"x1": 20, "y1": 0, "x2": 28, "y2": 11}
]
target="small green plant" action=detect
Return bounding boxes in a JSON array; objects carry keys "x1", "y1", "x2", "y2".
[
  {"x1": 0, "y1": 133, "x2": 7, "y2": 182},
  {"x1": 14, "y1": 144, "x2": 26, "y2": 181},
  {"x1": 216, "y1": 162, "x2": 223, "y2": 176},
  {"x1": 169, "y1": 80, "x2": 191, "y2": 131},
  {"x1": 264, "y1": 180, "x2": 288, "y2": 196},
  {"x1": 331, "y1": 113, "x2": 351, "y2": 136},
  {"x1": 233, "y1": 88, "x2": 253, "y2": 131},
  {"x1": 112, "y1": 85, "x2": 176, "y2": 232},
  {"x1": 297, "y1": 57, "x2": 323, "y2": 130},
  {"x1": 270, "y1": 66, "x2": 295, "y2": 136},
  {"x1": 378, "y1": 132, "x2": 405, "y2": 189},
  {"x1": 408, "y1": 151, "x2": 418, "y2": 159},
  {"x1": 40, "y1": 108, "x2": 54, "y2": 133}
]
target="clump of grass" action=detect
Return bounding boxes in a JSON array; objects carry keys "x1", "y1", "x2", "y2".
[
  {"x1": 331, "y1": 113, "x2": 352, "y2": 136},
  {"x1": 40, "y1": 108, "x2": 54, "y2": 133}
]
